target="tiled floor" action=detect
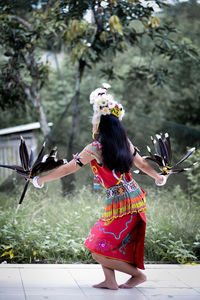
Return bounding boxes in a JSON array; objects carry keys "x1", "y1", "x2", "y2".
[{"x1": 0, "y1": 264, "x2": 199, "y2": 300}]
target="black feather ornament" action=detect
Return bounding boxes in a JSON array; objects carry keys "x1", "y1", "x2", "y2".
[
  {"x1": 0, "y1": 136, "x2": 67, "y2": 211},
  {"x1": 133, "y1": 133, "x2": 197, "y2": 176}
]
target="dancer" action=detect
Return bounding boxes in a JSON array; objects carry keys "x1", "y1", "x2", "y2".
[{"x1": 30, "y1": 84, "x2": 167, "y2": 290}]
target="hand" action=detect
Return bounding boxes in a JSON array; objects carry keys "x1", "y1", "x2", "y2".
[
  {"x1": 25, "y1": 177, "x2": 33, "y2": 183},
  {"x1": 155, "y1": 174, "x2": 168, "y2": 186}
]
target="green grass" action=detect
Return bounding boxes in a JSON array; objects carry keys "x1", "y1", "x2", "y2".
[{"x1": 0, "y1": 182, "x2": 199, "y2": 264}]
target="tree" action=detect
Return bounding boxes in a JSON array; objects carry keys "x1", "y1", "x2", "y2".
[
  {"x1": 0, "y1": 5, "x2": 51, "y2": 137},
  {"x1": 47, "y1": 0, "x2": 178, "y2": 192}
]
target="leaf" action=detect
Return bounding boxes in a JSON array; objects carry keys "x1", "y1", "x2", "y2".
[
  {"x1": 1, "y1": 251, "x2": 9, "y2": 257},
  {"x1": 109, "y1": 15, "x2": 123, "y2": 35}
]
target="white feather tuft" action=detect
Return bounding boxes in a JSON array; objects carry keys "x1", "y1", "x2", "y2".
[
  {"x1": 156, "y1": 134, "x2": 161, "y2": 140},
  {"x1": 133, "y1": 170, "x2": 140, "y2": 174},
  {"x1": 102, "y1": 83, "x2": 111, "y2": 89},
  {"x1": 41, "y1": 154, "x2": 48, "y2": 163},
  {"x1": 147, "y1": 146, "x2": 151, "y2": 152}
]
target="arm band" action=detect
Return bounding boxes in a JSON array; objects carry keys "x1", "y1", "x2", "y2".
[
  {"x1": 133, "y1": 147, "x2": 137, "y2": 157},
  {"x1": 73, "y1": 153, "x2": 84, "y2": 167},
  {"x1": 76, "y1": 159, "x2": 84, "y2": 167}
]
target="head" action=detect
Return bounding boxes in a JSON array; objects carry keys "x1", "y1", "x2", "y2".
[
  {"x1": 90, "y1": 84, "x2": 133, "y2": 173},
  {"x1": 90, "y1": 83, "x2": 125, "y2": 129}
]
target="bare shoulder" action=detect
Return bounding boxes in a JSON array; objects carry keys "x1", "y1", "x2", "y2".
[{"x1": 83, "y1": 141, "x2": 102, "y2": 164}]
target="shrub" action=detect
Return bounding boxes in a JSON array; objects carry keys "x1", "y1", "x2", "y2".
[{"x1": 0, "y1": 182, "x2": 199, "y2": 264}]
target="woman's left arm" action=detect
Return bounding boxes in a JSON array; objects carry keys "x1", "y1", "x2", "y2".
[
  {"x1": 37, "y1": 149, "x2": 93, "y2": 186},
  {"x1": 133, "y1": 152, "x2": 166, "y2": 184}
]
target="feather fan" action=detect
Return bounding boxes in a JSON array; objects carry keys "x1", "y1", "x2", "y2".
[
  {"x1": 0, "y1": 137, "x2": 67, "y2": 211},
  {"x1": 134, "y1": 133, "x2": 197, "y2": 176}
]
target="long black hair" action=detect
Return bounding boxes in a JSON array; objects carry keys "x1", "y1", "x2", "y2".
[{"x1": 98, "y1": 114, "x2": 133, "y2": 173}]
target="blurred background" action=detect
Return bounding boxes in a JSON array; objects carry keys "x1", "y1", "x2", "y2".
[{"x1": 0, "y1": 0, "x2": 199, "y2": 264}]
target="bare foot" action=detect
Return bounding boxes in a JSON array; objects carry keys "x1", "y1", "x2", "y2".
[
  {"x1": 119, "y1": 274, "x2": 146, "y2": 289},
  {"x1": 93, "y1": 280, "x2": 118, "y2": 290}
]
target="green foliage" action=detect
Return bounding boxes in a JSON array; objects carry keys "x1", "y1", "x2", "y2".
[
  {"x1": 186, "y1": 148, "x2": 200, "y2": 202},
  {"x1": 0, "y1": 185, "x2": 102, "y2": 263},
  {"x1": 144, "y1": 186, "x2": 199, "y2": 264},
  {"x1": 0, "y1": 183, "x2": 199, "y2": 264}
]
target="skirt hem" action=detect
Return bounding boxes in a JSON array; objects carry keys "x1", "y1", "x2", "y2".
[{"x1": 84, "y1": 245, "x2": 145, "y2": 270}]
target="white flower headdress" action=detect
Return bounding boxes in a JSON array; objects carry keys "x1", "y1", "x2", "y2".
[{"x1": 90, "y1": 83, "x2": 125, "y2": 125}]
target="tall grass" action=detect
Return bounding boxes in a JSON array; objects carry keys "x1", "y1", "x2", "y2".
[{"x1": 0, "y1": 182, "x2": 199, "y2": 264}]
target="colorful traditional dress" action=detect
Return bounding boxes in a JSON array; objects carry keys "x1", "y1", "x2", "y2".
[{"x1": 84, "y1": 141, "x2": 147, "y2": 270}]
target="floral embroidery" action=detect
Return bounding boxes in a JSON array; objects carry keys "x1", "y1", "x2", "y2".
[
  {"x1": 96, "y1": 239, "x2": 111, "y2": 252},
  {"x1": 86, "y1": 231, "x2": 95, "y2": 242},
  {"x1": 119, "y1": 233, "x2": 131, "y2": 255}
]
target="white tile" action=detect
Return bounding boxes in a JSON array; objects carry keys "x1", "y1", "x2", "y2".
[
  {"x1": 143, "y1": 269, "x2": 177, "y2": 281},
  {"x1": 114, "y1": 287, "x2": 147, "y2": 297},
  {"x1": 0, "y1": 287, "x2": 24, "y2": 295},
  {"x1": 0, "y1": 269, "x2": 22, "y2": 288},
  {"x1": 1, "y1": 264, "x2": 200, "y2": 300},
  {"x1": 27, "y1": 296, "x2": 86, "y2": 300},
  {"x1": 148, "y1": 296, "x2": 200, "y2": 300},
  {"x1": 80, "y1": 286, "x2": 145, "y2": 298},
  {"x1": 89, "y1": 294, "x2": 147, "y2": 300},
  {"x1": 0, "y1": 295, "x2": 25, "y2": 300},
  {"x1": 79, "y1": 286, "x2": 119, "y2": 296},
  {"x1": 140, "y1": 279, "x2": 189, "y2": 288},
  {"x1": 25, "y1": 287, "x2": 84, "y2": 296},
  {"x1": 0, "y1": 264, "x2": 101, "y2": 269},
  {"x1": 69, "y1": 269, "x2": 104, "y2": 281},
  {"x1": 168, "y1": 269, "x2": 200, "y2": 287},
  {"x1": 138, "y1": 287, "x2": 199, "y2": 296},
  {"x1": 145, "y1": 264, "x2": 183, "y2": 269},
  {"x1": 194, "y1": 287, "x2": 200, "y2": 293},
  {"x1": 21, "y1": 269, "x2": 76, "y2": 287}
]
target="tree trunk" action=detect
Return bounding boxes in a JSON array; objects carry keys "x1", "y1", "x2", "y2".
[
  {"x1": 36, "y1": 100, "x2": 51, "y2": 138},
  {"x1": 61, "y1": 59, "x2": 85, "y2": 194},
  {"x1": 24, "y1": 86, "x2": 51, "y2": 138}
]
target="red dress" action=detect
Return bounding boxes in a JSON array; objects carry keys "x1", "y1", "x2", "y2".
[{"x1": 84, "y1": 141, "x2": 147, "y2": 270}]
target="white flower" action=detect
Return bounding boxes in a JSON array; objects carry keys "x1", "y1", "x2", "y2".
[
  {"x1": 98, "y1": 98, "x2": 108, "y2": 107},
  {"x1": 118, "y1": 103, "x2": 123, "y2": 110},
  {"x1": 108, "y1": 100, "x2": 116, "y2": 109},
  {"x1": 93, "y1": 103, "x2": 98, "y2": 111},
  {"x1": 101, "y1": 107, "x2": 110, "y2": 115},
  {"x1": 90, "y1": 88, "x2": 105, "y2": 104},
  {"x1": 119, "y1": 109, "x2": 125, "y2": 120},
  {"x1": 102, "y1": 82, "x2": 111, "y2": 89}
]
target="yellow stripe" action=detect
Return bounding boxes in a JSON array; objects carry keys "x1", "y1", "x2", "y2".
[{"x1": 116, "y1": 173, "x2": 123, "y2": 185}]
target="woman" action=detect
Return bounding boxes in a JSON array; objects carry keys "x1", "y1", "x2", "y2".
[{"x1": 32, "y1": 84, "x2": 166, "y2": 290}]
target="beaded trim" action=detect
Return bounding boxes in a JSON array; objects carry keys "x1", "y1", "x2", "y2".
[{"x1": 102, "y1": 180, "x2": 146, "y2": 224}]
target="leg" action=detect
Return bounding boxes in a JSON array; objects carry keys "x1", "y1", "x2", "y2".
[
  {"x1": 92, "y1": 253, "x2": 146, "y2": 289},
  {"x1": 93, "y1": 265, "x2": 118, "y2": 290}
]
